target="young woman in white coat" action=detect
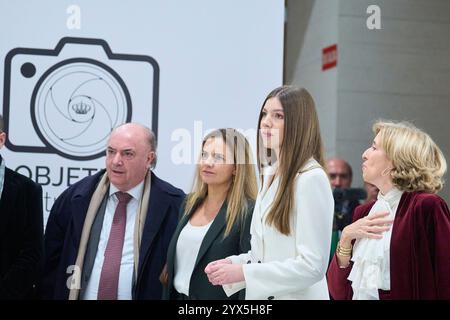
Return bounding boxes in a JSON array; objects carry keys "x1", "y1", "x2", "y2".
[{"x1": 205, "y1": 86, "x2": 334, "y2": 300}]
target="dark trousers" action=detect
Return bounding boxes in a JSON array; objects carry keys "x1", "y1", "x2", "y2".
[{"x1": 174, "y1": 290, "x2": 190, "y2": 300}]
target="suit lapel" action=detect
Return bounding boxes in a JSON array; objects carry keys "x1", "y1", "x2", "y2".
[
  {"x1": 0, "y1": 170, "x2": 17, "y2": 238},
  {"x1": 138, "y1": 183, "x2": 171, "y2": 273},
  {"x1": 165, "y1": 210, "x2": 190, "y2": 288},
  {"x1": 68, "y1": 171, "x2": 106, "y2": 251},
  {"x1": 193, "y1": 201, "x2": 227, "y2": 269},
  {"x1": 70, "y1": 195, "x2": 91, "y2": 247},
  {"x1": 167, "y1": 200, "x2": 228, "y2": 282}
]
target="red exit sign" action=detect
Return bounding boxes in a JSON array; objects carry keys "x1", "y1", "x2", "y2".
[{"x1": 322, "y1": 44, "x2": 337, "y2": 71}]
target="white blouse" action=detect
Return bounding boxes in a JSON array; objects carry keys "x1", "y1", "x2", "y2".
[
  {"x1": 223, "y1": 158, "x2": 334, "y2": 299},
  {"x1": 174, "y1": 219, "x2": 213, "y2": 295}
]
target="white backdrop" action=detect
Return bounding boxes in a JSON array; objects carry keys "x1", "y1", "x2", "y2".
[{"x1": 0, "y1": 0, "x2": 284, "y2": 225}]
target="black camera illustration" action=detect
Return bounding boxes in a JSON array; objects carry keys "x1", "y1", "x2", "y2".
[{"x1": 3, "y1": 37, "x2": 159, "y2": 160}]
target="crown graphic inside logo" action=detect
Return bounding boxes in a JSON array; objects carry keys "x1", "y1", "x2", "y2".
[{"x1": 72, "y1": 102, "x2": 92, "y2": 115}]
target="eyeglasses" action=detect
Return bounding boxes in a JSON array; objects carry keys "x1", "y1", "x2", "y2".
[{"x1": 201, "y1": 151, "x2": 227, "y2": 164}]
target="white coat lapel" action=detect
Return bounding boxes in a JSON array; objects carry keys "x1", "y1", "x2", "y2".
[{"x1": 251, "y1": 172, "x2": 279, "y2": 261}]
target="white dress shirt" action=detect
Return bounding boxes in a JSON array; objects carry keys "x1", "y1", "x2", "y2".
[
  {"x1": 223, "y1": 158, "x2": 334, "y2": 299},
  {"x1": 82, "y1": 181, "x2": 144, "y2": 300},
  {"x1": 173, "y1": 219, "x2": 214, "y2": 295}
]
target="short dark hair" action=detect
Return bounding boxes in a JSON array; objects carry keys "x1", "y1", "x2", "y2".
[
  {"x1": 344, "y1": 161, "x2": 353, "y2": 179},
  {"x1": 0, "y1": 114, "x2": 4, "y2": 132},
  {"x1": 147, "y1": 129, "x2": 158, "y2": 169}
]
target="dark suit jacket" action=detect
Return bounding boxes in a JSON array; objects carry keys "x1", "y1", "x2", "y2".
[
  {"x1": 327, "y1": 191, "x2": 450, "y2": 299},
  {"x1": 41, "y1": 169, "x2": 185, "y2": 300},
  {"x1": 0, "y1": 165, "x2": 43, "y2": 299},
  {"x1": 163, "y1": 199, "x2": 254, "y2": 300}
]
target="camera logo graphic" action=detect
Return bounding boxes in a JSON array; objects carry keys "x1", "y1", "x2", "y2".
[{"x1": 3, "y1": 37, "x2": 159, "y2": 160}]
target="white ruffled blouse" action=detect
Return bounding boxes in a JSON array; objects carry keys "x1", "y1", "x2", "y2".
[{"x1": 347, "y1": 187, "x2": 403, "y2": 300}]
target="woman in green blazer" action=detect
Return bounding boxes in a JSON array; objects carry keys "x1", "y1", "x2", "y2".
[{"x1": 162, "y1": 128, "x2": 257, "y2": 300}]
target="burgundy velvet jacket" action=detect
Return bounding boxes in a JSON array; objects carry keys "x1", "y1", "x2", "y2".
[{"x1": 327, "y1": 191, "x2": 450, "y2": 300}]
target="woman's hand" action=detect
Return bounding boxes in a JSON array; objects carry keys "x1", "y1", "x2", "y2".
[
  {"x1": 205, "y1": 259, "x2": 244, "y2": 285},
  {"x1": 204, "y1": 258, "x2": 231, "y2": 273},
  {"x1": 340, "y1": 211, "x2": 393, "y2": 247},
  {"x1": 335, "y1": 211, "x2": 393, "y2": 268}
]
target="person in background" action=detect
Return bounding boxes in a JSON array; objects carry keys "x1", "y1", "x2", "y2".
[
  {"x1": 205, "y1": 86, "x2": 334, "y2": 299},
  {"x1": 42, "y1": 123, "x2": 185, "y2": 300},
  {"x1": 163, "y1": 128, "x2": 257, "y2": 300},
  {"x1": 326, "y1": 158, "x2": 360, "y2": 260},
  {"x1": 327, "y1": 120, "x2": 450, "y2": 299},
  {"x1": 327, "y1": 158, "x2": 352, "y2": 190},
  {"x1": 0, "y1": 114, "x2": 43, "y2": 299}
]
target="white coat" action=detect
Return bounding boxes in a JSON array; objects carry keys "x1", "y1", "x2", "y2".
[{"x1": 223, "y1": 158, "x2": 334, "y2": 300}]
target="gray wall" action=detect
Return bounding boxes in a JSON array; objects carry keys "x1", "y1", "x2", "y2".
[
  {"x1": 286, "y1": 0, "x2": 450, "y2": 202},
  {"x1": 285, "y1": 0, "x2": 339, "y2": 157}
]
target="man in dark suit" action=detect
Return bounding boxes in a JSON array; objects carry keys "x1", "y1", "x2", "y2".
[
  {"x1": 42, "y1": 123, "x2": 185, "y2": 300},
  {"x1": 0, "y1": 115, "x2": 44, "y2": 299},
  {"x1": 327, "y1": 158, "x2": 361, "y2": 261}
]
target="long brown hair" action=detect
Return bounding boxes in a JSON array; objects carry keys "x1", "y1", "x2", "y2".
[
  {"x1": 185, "y1": 128, "x2": 258, "y2": 236},
  {"x1": 257, "y1": 86, "x2": 326, "y2": 235}
]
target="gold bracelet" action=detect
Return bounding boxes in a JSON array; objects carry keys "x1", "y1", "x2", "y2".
[
  {"x1": 337, "y1": 245, "x2": 352, "y2": 256},
  {"x1": 338, "y1": 245, "x2": 352, "y2": 253},
  {"x1": 336, "y1": 241, "x2": 353, "y2": 257},
  {"x1": 337, "y1": 248, "x2": 351, "y2": 257},
  {"x1": 337, "y1": 240, "x2": 352, "y2": 251}
]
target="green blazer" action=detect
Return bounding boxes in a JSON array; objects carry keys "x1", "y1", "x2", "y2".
[{"x1": 163, "y1": 199, "x2": 254, "y2": 300}]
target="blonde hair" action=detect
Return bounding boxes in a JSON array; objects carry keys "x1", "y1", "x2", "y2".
[
  {"x1": 373, "y1": 120, "x2": 447, "y2": 193},
  {"x1": 185, "y1": 128, "x2": 258, "y2": 236},
  {"x1": 257, "y1": 86, "x2": 326, "y2": 235}
]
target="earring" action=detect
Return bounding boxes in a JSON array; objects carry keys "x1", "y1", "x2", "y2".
[{"x1": 381, "y1": 167, "x2": 392, "y2": 177}]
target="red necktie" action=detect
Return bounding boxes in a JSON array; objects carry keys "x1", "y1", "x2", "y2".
[{"x1": 97, "y1": 191, "x2": 132, "y2": 300}]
